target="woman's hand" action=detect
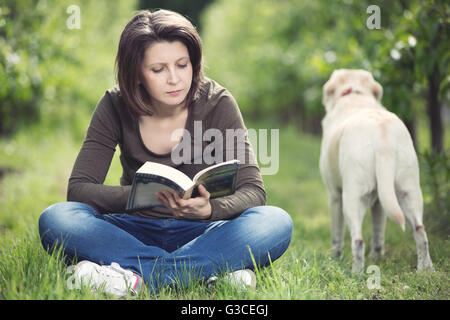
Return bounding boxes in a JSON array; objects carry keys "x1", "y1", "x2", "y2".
[{"x1": 156, "y1": 184, "x2": 212, "y2": 220}]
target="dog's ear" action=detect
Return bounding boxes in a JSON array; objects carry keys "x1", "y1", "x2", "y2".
[
  {"x1": 322, "y1": 80, "x2": 336, "y2": 110},
  {"x1": 371, "y1": 79, "x2": 383, "y2": 102}
]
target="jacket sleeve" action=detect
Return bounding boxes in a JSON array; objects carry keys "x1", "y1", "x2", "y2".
[
  {"x1": 207, "y1": 94, "x2": 266, "y2": 221},
  {"x1": 67, "y1": 92, "x2": 131, "y2": 213}
]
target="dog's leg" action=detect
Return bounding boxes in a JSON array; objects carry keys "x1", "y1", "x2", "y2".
[
  {"x1": 329, "y1": 191, "x2": 344, "y2": 259},
  {"x1": 343, "y1": 190, "x2": 366, "y2": 274},
  {"x1": 413, "y1": 224, "x2": 433, "y2": 271},
  {"x1": 370, "y1": 200, "x2": 386, "y2": 261},
  {"x1": 397, "y1": 188, "x2": 434, "y2": 271}
]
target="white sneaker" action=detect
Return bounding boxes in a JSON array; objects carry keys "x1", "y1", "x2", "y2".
[
  {"x1": 207, "y1": 269, "x2": 256, "y2": 290},
  {"x1": 66, "y1": 261, "x2": 143, "y2": 297}
]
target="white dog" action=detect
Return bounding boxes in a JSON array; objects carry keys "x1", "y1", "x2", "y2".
[{"x1": 319, "y1": 69, "x2": 433, "y2": 273}]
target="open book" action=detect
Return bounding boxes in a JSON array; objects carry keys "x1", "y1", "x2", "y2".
[{"x1": 126, "y1": 159, "x2": 240, "y2": 211}]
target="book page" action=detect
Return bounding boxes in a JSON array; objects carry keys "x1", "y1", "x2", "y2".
[
  {"x1": 137, "y1": 162, "x2": 194, "y2": 191},
  {"x1": 192, "y1": 160, "x2": 239, "y2": 198},
  {"x1": 133, "y1": 181, "x2": 168, "y2": 209},
  {"x1": 192, "y1": 159, "x2": 240, "y2": 182},
  {"x1": 128, "y1": 179, "x2": 181, "y2": 212}
]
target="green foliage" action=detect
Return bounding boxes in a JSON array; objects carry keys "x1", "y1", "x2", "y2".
[
  {"x1": 374, "y1": 0, "x2": 449, "y2": 118},
  {"x1": 420, "y1": 151, "x2": 450, "y2": 235},
  {"x1": 0, "y1": 0, "x2": 137, "y2": 136},
  {"x1": 201, "y1": 0, "x2": 449, "y2": 143},
  {"x1": 203, "y1": 0, "x2": 328, "y2": 124},
  {"x1": 138, "y1": 0, "x2": 213, "y2": 29},
  {"x1": 0, "y1": 0, "x2": 45, "y2": 134},
  {"x1": 202, "y1": 0, "x2": 364, "y2": 121}
]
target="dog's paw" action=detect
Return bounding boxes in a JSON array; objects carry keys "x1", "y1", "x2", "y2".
[
  {"x1": 332, "y1": 249, "x2": 343, "y2": 260},
  {"x1": 351, "y1": 263, "x2": 365, "y2": 274},
  {"x1": 369, "y1": 246, "x2": 385, "y2": 262},
  {"x1": 417, "y1": 260, "x2": 435, "y2": 273}
]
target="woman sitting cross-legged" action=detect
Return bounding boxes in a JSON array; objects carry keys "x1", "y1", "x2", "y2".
[{"x1": 38, "y1": 9, "x2": 293, "y2": 297}]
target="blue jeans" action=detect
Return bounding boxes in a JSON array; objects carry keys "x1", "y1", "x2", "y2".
[{"x1": 38, "y1": 202, "x2": 293, "y2": 293}]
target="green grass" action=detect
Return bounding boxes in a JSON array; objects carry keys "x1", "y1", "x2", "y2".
[{"x1": 0, "y1": 121, "x2": 448, "y2": 300}]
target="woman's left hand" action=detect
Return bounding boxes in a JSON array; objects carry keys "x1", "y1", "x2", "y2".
[{"x1": 156, "y1": 184, "x2": 212, "y2": 220}]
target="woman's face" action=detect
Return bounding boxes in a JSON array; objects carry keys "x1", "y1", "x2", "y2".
[{"x1": 140, "y1": 40, "x2": 193, "y2": 111}]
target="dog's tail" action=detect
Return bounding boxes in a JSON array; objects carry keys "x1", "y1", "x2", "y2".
[{"x1": 375, "y1": 149, "x2": 406, "y2": 231}]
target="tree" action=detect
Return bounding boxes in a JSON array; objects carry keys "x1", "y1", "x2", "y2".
[
  {"x1": 0, "y1": 0, "x2": 138, "y2": 136},
  {"x1": 413, "y1": 0, "x2": 449, "y2": 153},
  {"x1": 202, "y1": 0, "x2": 449, "y2": 152},
  {"x1": 375, "y1": 0, "x2": 449, "y2": 153}
]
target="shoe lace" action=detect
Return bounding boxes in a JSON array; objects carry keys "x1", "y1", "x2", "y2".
[{"x1": 94, "y1": 263, "x2": 131, "y2": 288}]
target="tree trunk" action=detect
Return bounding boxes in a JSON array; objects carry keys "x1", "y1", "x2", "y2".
[
  {"x1": 427, "y1": 70, "x2": 443, "y2": 153},
  {"x1": 404, "y1": 117, "x2": 417, "y2": 149}
]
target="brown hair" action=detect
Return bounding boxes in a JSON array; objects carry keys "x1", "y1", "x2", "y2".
[{"x1": 115, "y1": 9, "x2": 204, "y2": 116}]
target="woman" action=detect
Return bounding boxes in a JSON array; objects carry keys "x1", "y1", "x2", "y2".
[{"x1": 38, "y1": 9, "x2": 293, "y2": 297}]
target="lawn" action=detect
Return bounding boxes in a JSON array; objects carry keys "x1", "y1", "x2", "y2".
[{"x1": 0, "y1": 120, "x2": 448, "y2": 300}]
